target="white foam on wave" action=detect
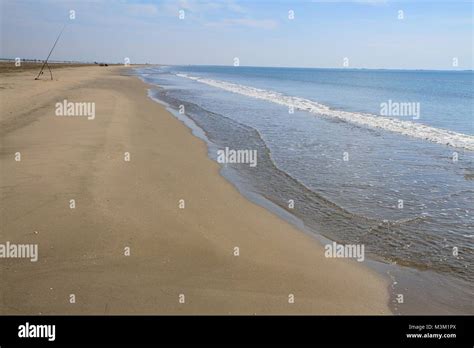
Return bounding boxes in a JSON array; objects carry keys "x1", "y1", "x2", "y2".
[{"x1": 176, "y1": 73, "x2": 474, "y2": 151}]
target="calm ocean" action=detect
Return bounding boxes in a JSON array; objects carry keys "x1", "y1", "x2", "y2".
[{"x1": 137, "y1": 65, "x2": 473, "y2": 313}]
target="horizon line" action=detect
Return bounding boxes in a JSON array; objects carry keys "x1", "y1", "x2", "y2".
[{"x1": 1, "y1": 58, "x2": 472, "y2": 72}]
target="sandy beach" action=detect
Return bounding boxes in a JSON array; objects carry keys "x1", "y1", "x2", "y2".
[{"x1": 0, "y1": 65, "x2": 390, "y2": 314}]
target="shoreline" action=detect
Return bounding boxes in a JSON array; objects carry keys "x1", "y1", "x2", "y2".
[
  {"x1": 1, "y1": 65, "x2": 390, "y2": 314},
  {"x1": 139, "y1": 67, "x2": 474, "y2": 315},
  {"x1": 143, "y1": 74, "x2": 474, "y2": 315}
]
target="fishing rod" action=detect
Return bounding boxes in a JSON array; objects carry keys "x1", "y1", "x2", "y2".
[{"x1": 35, "y1": 23, "x2": 67, "y2": 80}]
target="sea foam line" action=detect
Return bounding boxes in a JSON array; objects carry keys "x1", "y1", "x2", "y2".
[{"x1": 176, "y1": 73, "x2": 474, "y2": 151}]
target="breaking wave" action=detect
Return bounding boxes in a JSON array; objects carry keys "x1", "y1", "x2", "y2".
[{"x1": 176, "y1": 73, "x2": 474, "y2": 151}]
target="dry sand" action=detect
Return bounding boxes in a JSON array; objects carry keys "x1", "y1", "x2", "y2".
[{"x1": 0, "y1": 65, "x2": 390, "y2": 314}]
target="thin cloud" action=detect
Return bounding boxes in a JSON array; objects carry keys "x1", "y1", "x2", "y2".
[
  {"x1": 159, "y1": 0, "x2": 247, "y2": 16},
  {"x1": 127, "y1": 3, "x2": 159, "y2": 17},
  {"x1": 206, "y1": 18, "x2": 278, "y2": 30}
]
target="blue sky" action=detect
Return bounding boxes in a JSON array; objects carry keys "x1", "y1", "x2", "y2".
[{"x1": 1, "y1": 0, "x2": 472, "y2": 69}]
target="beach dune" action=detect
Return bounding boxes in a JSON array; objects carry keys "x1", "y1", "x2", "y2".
[{"x1": 0, "y1": 65, "x2": 389, "y2": 314}]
